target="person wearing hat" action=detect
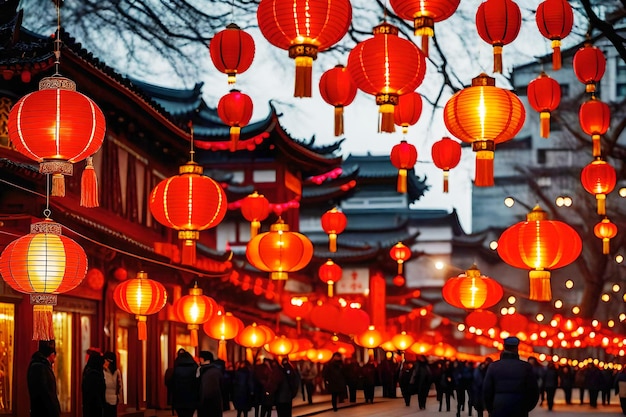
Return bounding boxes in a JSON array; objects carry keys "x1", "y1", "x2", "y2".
[
  {"x1": 197, "y1": 351, "x2": 223, "y2": 417},
  {"x1": 103, "y1": 351, "x2": 123, "y2": 417},
  {"x1": 482, "y1": 336, "x2": 539, "y2": 417},
  {"x1": 27, "y1": 340, "x2": 61, "y2": 417}
]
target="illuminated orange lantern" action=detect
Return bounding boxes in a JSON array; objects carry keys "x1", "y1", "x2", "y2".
[
  {"x1": 347, "y1": 22, "x2": 426, "y2": 133},
  {"x1": 281, "y1": 295, "x2": 313, "y2": 332},
  {"x1": 173, "y1": 284, "x2": 217, "y2": 347},
  {"x1": 535, "y1": 0, "x2": 574, "y2": 70},
  {"x1": 430, "y1": 342, "x2": 456, "y2": 358},
  {"x1": 236, "y1": 322, "x2": 274, "y2": 348},
  {"x1": 527, "y1": 72, "x2": 561, "y2": 138},
  {"x1": 409, "y1": 341, "x2": 432, "y2": 355},
  {"x1": 391, "y1": 331, "x2": 415, "y2": 351},
  {"x1": 442, "y1": 264, "x2": 503, "y2": 310},
  {"x1": 217, "y1": 89, "x2": 254, "y2": 151},
  {"x1": 431, "y1": 137, "x2": 462, "y2": 193},
  {"x1": 319, "y1": 64, "x2": 357, "y2": 136},
  {"x1": 113, "y1": 271, "x2": 167, "y2": 340},
  {"x1": 581, "y1": 157, "x2": 616, "y2": 216},
  {"x1": 390, "y1": 242, "x2": 411, "y2": 274},
  {"x1": 465, "y1": 310, "x2": 498, "y2": 331},
  {"x1": 497, "y1": 205, "x2": 582, "y2": 301},
  {"x1": 321, "y1": 207, "x2": 347, "y2": 253},
  {"x1": 266, "y1": 335, "x2": 295, "y2": 356},
  {"x1": 390, "y1": 140, "x2": 418, "y2": 193},
  {"x1": 394, "y1": 92, "x2": 423, "y2": 134},
  {"x1": 203, "y1": 311, "x2": 244, "y2": 360},
  {"x1": 594, "y1": 217, "x2": 618, "y2": 255},
  {"x1": 392, "y1": 275, "x2": 406, "y2": 287},
  {"x1": 240, "y1": 191, "x2": 271, "y2": 238},
  {"x1": 257, "y1": 0, "x2": 352, "y2": 97},
  {"x1": 354, "y1": 325, "x2": 384, "y2": 348},
  {"x1": 209, "y1": 23, "x2": 255, "y2": 85},
  {"x1": 579, "y1": 95, "x2": 610, "y2": 157},
  {"x1": 318, "y1": 259, "x2": 342, "y2": 297},
  {"x1": 444, "y1": 73, "x2": 525, "y2": 187},
  {"x1": 573, "y1": 42, "x2": 606, "y2": 93},
  {"x1": 475, "y1": 0, "x2": 521, "y2": 73}
]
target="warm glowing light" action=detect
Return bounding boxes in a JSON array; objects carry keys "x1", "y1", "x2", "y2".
[
  {"x1": 489, "y1": 241, "x2": 498, "y2": 250},
  {"x1": 620, "y1": 313, "x2": 626, "y2": 322},
  {"x1": 613, "y1": 284, "x2": 621, "y2": 292},
  {"x1": 457, "y1": 323, "x2": 466, "y2": 331},
  {"x1": 507, "y1": 306, "x2": 516, "y2": 314},
  {"x1": 565, "y1": 280, "x2": 574, "y2": 289},
  {"x1": 554, "y1": 300, "x2": 563, "y2": 308},
  {"x1": 620, "y1": 187, "x2": 626, "y2": 197},
  {"x1": 572, "y1": 306, "x2": 580, "y2": 314},
  {"x1": 616, "y1": 254, "x2": 624, "y2": 263},
  {"x1": 536, "y1": 313, "x2": 544, "y2": 322},
  {"x1": 602, "y1": 294, "x2": 610, "y2": 302},
  {"x1": 608, "y1": 320, "x2": 615, "y2": 328},
  {"x1": 504, "y1": 197, "x2": 515, "y2": 207},
  {"x1": 435, "y1": 261, "x2": 445, "y2": 270},
  {"x1": 547, "y1": 340, "x2": 554, "y2": 347}
]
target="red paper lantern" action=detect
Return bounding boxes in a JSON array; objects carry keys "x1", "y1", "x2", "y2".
[
  {"x1": 391, "y1": 331, "x2": 415, "y2": 351},
  {"x1": 113, "y1": 271, "x2": 167, "y2": 340},
  {"x1": 347, "y1": 22, "x2": 427, "y2": 133},
  {"x1": 500, "y1": 312, "x2": 528, "y2": 336},
  {"x1": 497, "y1": 205, "x2": 582, "y2": 301},
  {"x1": 209, "y1": 23, "x2": 255, "y2": 85},
  {"x1": 573, "y1": 42, "x2": 606, "y2": 93},
  {"x1": 443, "y1": 73, "x2": 525, "y2": 187},
  {"x1": 337, "y1": 307, "x2": 370, "y2": 336},
  {"x1": 594, "y1": 217, "x2": 618, "y2": 255},
  {"x1": 390, "y1": 242, "x2": 411, "y2": 274},
  {"x1": 266, "y1": 335, "x2": 295, "y2": 356},
  {"x1": 581, "y1": 157, "x2": 616, "y2": 216},
  {"x1": 354, "y1": 325, "x2": 384, "y2": 348},
  {"x1": 318, "y1": 259, "x2": 343, "y2": 297},
  {"x1": 394, "y1": 92, "x2": 423, "y2": 134},
  {"x1": 390, "y1": 140, "x2": 418, "y2": 194},
  {"x1": 475, "y1": 0, "x2": 521, "y2": 73},
  {"x1": 236, "y1": 322, "x2": 274, "y2": 348},
  {"x1": 442, "y1": 264, "x2": 503, "y2": 310},
  {"x1": 173, "y1": 284, "x2": 217, "y2": 347},
  {"x1": 431, "y1": 137, "x2": 462, "y2": 193},
  {"x1": 203, "y1": 311, "x2": 244, "y2": 361},
  {"x1": 579, "y1": 95, "x2": 610, "y2": 157},
  {"x1": 217, "y1": 89, "x2": 253, "y2": 152},
  {"x1": 281, "y1": 295, "x2": 313, "y2": 321},
  {"x1": 535, "y1": 0, "x2": 574, "y2": 70},
  {"x1": 257, "y1": 0, "x2": 352, "y2": 97},
  {"x1": 465, "y1": 310, "x2": 497, "y2": 331},
  {"x1": 321, "y1": 207, "x2": 347, "y2": 253},
  {"x1": 310, "y1": 301, "x2": 342, "y2": 332},
  {"x1": 319, "y1": 64, "x2": 357, "y2": 136},
  {"x1": 240, "y1": 191, "x2": 271, "y2": 238},
  {"x1": 389, "y1": 0, "x2": 460, "y2": 56},
  {"x1": 392, "y1": 274, "x2": 406, "y2": 287},
  {"x1": 527, "y1": 72, "x2": 561, "y2": 138}
]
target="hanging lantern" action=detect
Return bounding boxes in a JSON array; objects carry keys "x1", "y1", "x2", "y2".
[
  {"x1": 257, "y1": 0, "x2": 352, "y2": 97},
  {"x1": 391, "y1": 331, "x2": 415, "y2": 352},
  {"x1": 389, "y1": 0, "x2": 460, "y2": 56},
  {"x1": 321, "y1": 207, "x2": 347, "y2": 252},
  {"x1": 580, "y1": 157, "x2": 616, "y2": 216},
  {"x1": 319, "y1": 64, "x2": 357, "y2": 136},
  {"x1": 497, "y1": 205, "x2": 582, "y2": 301},
  {"x1": 535, "y1": 0, "x2": 574, "y2": 70},
  {"x1": 409, "y1": 341, "x2": 433, "y2": 355},
  {"x1": 337, "y1": 307, "x2": 370, "y2": 336},
  {"x1": 7, "y1": 76, "x2": 106, "y2": 200},
  {"x1": 527, "y1": 72, "x2": 561, "y2": 138},
  {"x1": 443, "y1": 73, "x2": 525, "y2": 187},
  {"x1": 475, "y1": 0, "x2": 522, "y2": 73},
  {"x1": 442, "y1": 264, "x2": 503, "y2": 310},
  {"x1": 149, "y1": 159, "x2": 227, "y2": 266},
  {"x1": 173, "y1": 284, "x2": 217, "y2": 347},
  {"x1": 354, "y1": 325, "x2": 384, "y2": 349},
  {"x1": 246, "y1": 218, "x2": 313, "y2": 280},
  {"x1": 347, "y1": 22, "x2": 427, "y2": 133},
  {"x1": 465, "y1": 309, "x2": 498, "y2": 331},
  {"x1": 240, "y1": 191, "x2": 271, "y2": 238},
  {"x1": 0, "y1": 219, "x2": 87, "y2": 340},
  {"x1": 594, "y1": 217, "x2": 618, "y2": 255},
  {"x1": 266, "y1": 335, "x2": 295, "y2": 357},
  {"x1": 573, "y1": 42, "x2": 606, "y2": 93},
  {"x1": 203, "y1": 311, "x2": 244, "y2": 360},
  {"x1": 579, "y1": 95, "x2": 610, "y2": 157},
  {"x1": 500, "y1": 312, "x2": 529, "y2": 336},
  {"x1": 394, "y1": 92, "x2": 423, "y2": 134},
  {"x1": 209, "y1": 23, "x2": 255, "y2": 85},
  {"x1": 236, "y1": 322, "x2": 274, "y2": 348},
  {"x1": 390, "y1": 140, "x2": 418, "y2": 194},
  {"x1": 217, "y1": 89, "x2": 253, "y2": 152},
  {"x1": 390, "y1": 242, "x2": 411, "y2": 275},
  {"x1": 310, "y1": 300, "x2": 342, "y2": 332},
  {"x1": 113, "y1": 271, "x2": 167, "y2": 340},
  {"x1": 318, "y1": 259, "x2": 343, "y2": 297},
  {"x1": 430, "y1": 342, "x2": 456, "y2": 358},
  {"x1": 281, "y1": 295, "x2": 312, "y2": 333},
  {"x1": 431, "y1": 137, "x2": 461, "y2": 193}
]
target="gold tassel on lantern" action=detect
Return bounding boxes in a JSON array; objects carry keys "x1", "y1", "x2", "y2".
[
  {"x1": 136, "y1": 315, "x2": 147, "y2": 341},
  {"x1": 397, "y1": 169, "x2": 408, "y2": 193},
  {"x1": 80, "y1": 157, "x2": 99, "y2": 207},
  {"x1": 378, "y1": 103, "x2": 396, "y2": 133},
  {"x1": 602, "y1": 237, "x2": 611, "y2": 255},
  {"x1": 334, "y1": 106, "x2": 344, "y2": 136},
  {"x1": 596, "y1": 194, "x2": 606, "y2": 215},
  {"x1": 230, "y1": 126, "x2": 240, "y2": 152},
  {"x1": 528, "y1": 270, "x2": 552, "y2": 302},
  {"x1": 473, "y1": 140, "x2": 495, "y2": 187},
  {"x1": 493, "y1": 44, "x2": 503, "y2": 74},
  {"x1": 414, "y1": 16, "x2": 434, "y2": 57},
  {"x1": 218, "y1": 340, "x2": 227, "y2": 361},
  {"x1": 179, "y1": 231, "x2": 199, "y2": 266},
  {"x1": 443, "y1": 170, "x2": 450, "y2": 193},
  {"x1": 290, "y1": 42, "x2": 318, "y2": 98},
  {"x1": 592, "y1": 134, "x2": 601, "y2": 157},
  {"x1": 51, "y1": 173, "x2": 65, "y2": 197},
  {"x1": 551, "y1": 39, "x2": 562, "y2": 71},
  {"x1": 540, "y1": 112, "x2": 551, "y2": 139},
  {"x1": 190, "y1": 325, "x2": 199, "y2": 348},
  {"x1": 328, "y1": 232, "x2": 338, "y2": 253},
  {"x1": 32, "y1": 302, "x2": 54, "y2": 341},
  {"x1": 250, "y1": 220, "x2": 260, "y2": 238}
]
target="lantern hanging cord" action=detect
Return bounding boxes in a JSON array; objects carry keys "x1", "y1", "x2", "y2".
[
  {"x1": 188, "y1": 120, "x2": 195, "y2": 163},
  {"x1": 44, "y1": 174, "x2": 51, "y2": 219},
  {"x1": 53, "y1": 0, "x2": 62, "y2": 76}
]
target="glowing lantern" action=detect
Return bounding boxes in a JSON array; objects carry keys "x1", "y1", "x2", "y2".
[
  {"x1": 319, "y1": 64, "x2": 357, "y2": 136},
  {"x1": 443, "y1": 73, "x2": 525, "y2": 186},
  {"x1": 0, "y1": 219, "x2": 87, "y2": 340},
  {"x1": 240, "y1": 191, "x2": 271, "y2": 238},
  {"x1": 573, "y1": 42, "x2": 606, "y2": 93},
  {"x1": 257, "y1": 0, "x2": 352, "y2": 97},
  {"x1": 475, "y1": 0, "x2": 521, "y2": 73},
  {"x1": 409, "y1": 341, "x2": 432, "y2": 355},
  {"x1": 173, "y1": 284, "x2": 217, "y2": 347},
  {"x1": 337, "y1": 307, "x2": 370, "y2": 336},
  {"x1": 442, "y1": 264, "x2": 503, "y2": 310},
  {"x1": 579, "y1": 95, "x2": 610, "y2": 157},
  {"x1": 392, "y1": 275, "x2": 406, "y2": 287},
  {"x1": 113, "y1": 271, "x2": 167, "y2": 340},
  {"x1": 318, "y1": 259, "x2": 342, "y2": 297},
  {"x1": 391, "y1": 331, "x2": 415, "y2": 351},
  {"x1": 497, "y1": 205, "x2": 582, "y2": 301},
  {"x1": 203, "y1": 311, "x2": 243, "y2": 361},
  {"x1": 217, "y1": 89, "x2": 253, "y2": 151},
  {"x1": 321, "y1": 207, "x2": 347, "y2": 253},
  {"x1": 266, "y1": 335, "x2": 295, "y2": 356},
  {"x1": 431, "y1": 137, "x2": 462, "y2": 193},
  {"x1": 246, "y1": 218, "x2": 313, "y2": 280},
  {"x1": 465, "y1": 310, "x2": 498, "y2": 331},
  {"x1": 535, "y1": 0, "x2": 574, "y2": 70},
  {"x1": 354, "y1": 325, "x2": 383, "y2": 348},
  {"x1": 209, "y1": 23, "x2": 255, "y2": 85},
  {"x1": 430, "y1": 342, "x2": 456, "y2": 358},
  {"x1": 347, "y1": 22, "x2": 427, "y2": 133},
  {"x1": 594, "y1": 217, "x2": 618, "y2": 255},
  {"x1": 390, "y1": 242, "x2": 411, "y2": 274},
  {"x1": 500, "y1": 312, "x2": 528, "y2": 336},
  {"x1": 281, "y1": 295, "x2": 313, "y2": 333},
  {"x1": 390, "y1": 140, "x2": 418, "y2": 193},
  {"x1": 581, "y1": 157, "x2": 616, "y2": 216},
  {"x1": 236, "y1": 322, "x2": 274, "y2": 348},
  {"x1": 310, "y1": 301, "x2": 342, "y2": 332},
  {"x1": 394, "y1": 92, "x2": 423, "y2": 134},
  {"x1": 527, "y1": 72, "x2": 561, "y2": 138}
]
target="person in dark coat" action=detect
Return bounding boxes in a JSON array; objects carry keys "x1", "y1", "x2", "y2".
[
  {"x1": 543, "y1": 362, "x2": 559, "y2": 411},
  {"x1": 378, "y1": 356, "x2": 397, "y2": 398},
  {"x1": 298, "y1": 359, "x2": 317, "y2": 405},
  {"x1": 197, "y1": 351, "x2": 223, "y2": 417},
  {"x1": 470, "y1": 358, "x2": 492, "y2": 417},
  {"x1": 171, "y1": 349, "x2": 199, "y2": 417},
  {"x1": 254, "y1": 358, "x2": 282, "y2": 417},
  {"x1": 275, "y1": 358, "x2": 300, "y2": 417},
  {"x1": 27, "y1": 340, "x2": 61, "y2": 417},
  {"x1": 232, "y1": 360, "x2": 255, "y2": 417},
  {"x1": 343, "y1": 357, "x2": 361, "y2": 403},
  {"x1": 322, "y1": 352, "x2": 347, "y2": 411},
  {"x1": 439, "y1": 360, "x2": 455, "y2": 412},
  {"x1": 452, "y1": 360, "x2": 472, "y2": 417},
  {"x1": 558, "y1": 364, "x2": 574, "y2": 404},
  {"x1": 483, "y1": 337, "x2": 539, "y2": 417},
  {"x1": 82, "y1": 350, "x2": 106, "y2": 417},
  {"x1": 585, "y1": 363, "x2": 604, "y2": 408},
  {"x1": 614, "y1": 367, "x2": 626, "y2": 415},
  {"x1": 601, "y1": 366, "x2": 614, "y2": 405},
  {"x1": 398, "y1": 360, "x2": 414, "y2": 406},
  {"x1": 411, "y1": 355, "x2": 432, "y2": 410},
  {"x1": 361, "y1": 358, "x2": 377, "y2": 403}
]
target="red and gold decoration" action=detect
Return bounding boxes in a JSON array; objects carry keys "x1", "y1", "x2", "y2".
[
  {"x1": 527, "y1": 72, "x2": 561, "y2": 138},
  {"x1": 465, "y1": 309, "x2": 498, "y2": 331},
  {"x1": 391, "y1": 331, "x2": 415, "y2": 352},
  {"x1": 354, "y1": 325, "x2": 384, "y2": 352},
  {"x1": 579, "y1": 95, "x2": 610, "y2": 157},
  {"x1": 281, "y1": 295, "x2": 313, "y2": 333},
  {"x1": 594, "y1": 217, "x2": 618, "y2": 255},
  {"x1": 573, "y1": 42, "x2": 606, "y2": 93},
  {"x1": 442, "y1": 264, "x2": 503, "y2": 310},
  {"x1": 240, "y1": 191, "x2": 271, "y2": 238},
  {"x1": 500, "y1": 311, "x2": 528, "y2": 336},
  {"x1": 0, "y1": 218, "x2": 87, "y2": 340},
  {"x1": 319, "y1": 64, "x2": 357, "y2": 136},
  {"x1": 173, "y1": 283, "x2": 218, "y2": 347},
  {"x1": 257, "y1": 0, "x2": 352, "y2": 97},
  {"x1": 431, "y1": 137, "x2": 462, "y2": 193},
  {"x1": 318, "y1": 259, "x2": 342, "y2": 297},
  {"x1": 266, "y1": 335, "x2": 295, "y2": 357},
  {"x1": 443, "y1": 73, "x2": 525, "y2": 187},
  {"x1": 475, "y1": 0, "x2": 521, "y2": 73},
  {"x1": 209, "y1": 23, "x2": 255, "y2": 85},
  {"x1": 535, "y1": 0, "x2": 574, "y2": 71},
  {"x1": 321, "y1": 207, "x2": 347, "y2": 252},
  {"x1": 390, "y1": 242, "x2": 411, "y2": 275},
  {"x1": 113, "y1": 271, "x2": 167, "y2": 340},
  {"x1": 347, "y1": 22, "x2": 427, "y2": 133},
  {"x1": 217, "y1": 89, "x2": 254, "y2": 151},
  {"x1": 394, "y1": 92, "x2": 423, "y2": 134},
  {"x1": 390, "y1": 140, "x2": 418, "y2": 193},
  {"x1": 203, "y1": 311, "x2": 244, "y2": 360},
  {"x1": 497, "y1": 205, "x2": 582, "y2": 301},
  {"x1": 580, "y1": 157, "x2": 616, "y2": 216}
]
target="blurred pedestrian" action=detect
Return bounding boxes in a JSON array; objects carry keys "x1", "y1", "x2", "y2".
[
  {"x1": 452, "y1": 360, "x2": 472, "y2": 417},
  {"x1": 103, "y1": 351, "x2": 123, "y2": 417},
  {"x1": 82, "y1": 350, "x2": 105, "y2": 417},
  {"x1": 361, "y1": 358, "x2": 377, "y2": 404},
  {"x1": 602, "y1": 366, "x2": 614, "y2": 405},
  {"x1": 574, "y1": 365, "x2": 587, "y2": 404},
  {"x1": 543, "y1": 362, "x2": 559, "y2": 411},
  {"x1": 27, "y1": 340, "x2": 61, "y2": 417},
  {"x1": 398, "y1": 360, "x2": 414, "y2": 406},
  {"x1": 171, "y1": 349, "x2": 199, "y2": 417},
  {"x1": 232, "y1": 360, "x2": 255, "y2": 417},
  {"x1": 298, "y1": 359, "x2": 317, "y2": 405},
  {"x1": 343, "y1": 357, "x2": 361, "y2": 403},
  {"x1": 558, "y1": 364, "x2": 574, "y2": 404},
  {"x1": 614, "y1": 367, "x2": 626, "y2": 415},
  {"x1": 197, "y1": 351, "x2": 223, "y2": 417},
  {"x1": 585, "y1": 363, "x2": 604, "y2": 408},
  {"x1": 411, "y1": 355, "x2": 432, "y2": 410},
  {"x1": 322, "y1": 352, "x2": 347, "y2": 411},
  {"x1": 439, "y1": 360, "x2": 454, "y2": 412},
  {"x1": 275, "y1": 358, "x2": 300, "y2": 417},
  {"x1": 470, "y1": 358, "x2": 492, "y2": 417}
]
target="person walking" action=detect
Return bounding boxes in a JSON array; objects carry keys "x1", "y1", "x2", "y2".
[
  {"x1": 275, "y1": 358, "x2": 300, "y2": 417},
  {"x1": 615, "y1": 367, "x2": 626, "y2": 415},
  {"x1": 322, "y1": 352, "x2": 347, "y2": 411},
  {"x1": 543, "y1": 362, "x2": 559, "y2": 411},
  {"x1": 398, "y1": 360, "x2": 414, "y2": 406},
  {"x1": 411, "y1": 355, "x2": 432, "y2": 410},
  {"x1": 27, "y1": 340, "x2": 61, "y2": 417},
  {"x1": 103, "y1": 351, "x2": 123, "y2": 417},
  {"x1": 197, "y1": 351, "x2": 223, "y2": 417},
  {"x1": 585, "y1": 362, "x2": 604, "y2": 408},
  {"x1": 82, "y1": 350, "x2": 106, "y2": 417},
  {"x1": 452, "y1": 360, "x2": 471, "y2": 417},
  {"x1": 439, "y1": 360, "x2": 455, "y2": 412},
  {"x1": 470, "y1": 358, "x2": 492, "y2": 417},
  {"x1": 558, "y1": 364, "x2": 574, "y2": 405},
  {"x1": 171, "y1": 349, "x2": 199, "y2": 417},
  {"x1": 483, "y1": 337, "x2": 539, "y2": 417},
  {"x1": 232, "y1": 360, "x2": 255, "y2": 417},
  {"x1": 298, "y1": 359, "x2": 317, "y2": 405},
  {"x1": 361, "y1": 358, "x2": 377, "y2": 404},
  {"x1": 343, "y1": 357, "x2": 361, "y2": 403}
]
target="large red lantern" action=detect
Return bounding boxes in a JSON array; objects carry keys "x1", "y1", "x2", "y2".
[
  {"x1": 347, "y1": 22, "x2": 427, "y2": 133},
  {"x1": 527, "y1": 72, "x2": 561, "y2": 138},
  {"x1": 390, "y1": 242, "x2": 411, "y2": 275},
  {"x1": 579, "y1": 95, "x2": 610, "y2": 157},
  {"x1": 257, "y1": 0, "x2": 352, "y2": 97},
  {"x1": 535, "y1": 0, "x2": 574, "y2": 70},
  {"x1": 594, "y1": 217, "x2": 618, "y2": 255},
  {"x1": 173, "y1": 284, "x2": 218, "y2": 347},
  {"x1": 390, "y1": 140, "x2": 418, "y2": 194},
  {"x1": 497, "y1": 205, "x2": 582, "y2": 301},
  {"x1": 321, "y1": 207, "x2": 347, "y2": 253},
  {"x1": 500, "y1": 312, "x2": 529, "y2": 336},
  {"x1": 394, "y1": 92, "x2": 423, "y2": 134},
  {"x1": 209, "y1": 23, "x2": 255, "y2": 85},
  {"x1": 203, "y1": 311, "x2": 244, "y2": 360},
  {"x1": 431, "y1": 137, "x2": 462, "y2": 193},
  {"x1": 475, "y1": 0, "x2": 521, "y2": 73},
  {"x1": 580, "y1": 157, "x2": 616, "y2": 216},
  {"x1": 444, "y1": 73, "x2": 525, "y2": 187},
  {"x1": 573, "y1": 42, "x2": 606, "y2": 93},
  {"x1": 318, "y1": 259, "x2": 343, "y2": 297},
  {"x1": 319, "y1": 64, "x2": 357, "y2": 136},
  {"x1": 217, "y1": 89, "x2": 253, "y2": 152},
  {"x1": 240, "y1": 191, "x2": 271, "y2": 238},
  {"x1": 465, "y1": 310, "x2": 498, "y2": 331},
  {"x1": 442, "y1": 264, "x2": 503, "y2": 310},
  {"x1": 337, "y1": 307, "x2": 370, "y2": 336},
  {"x1": 113, "y1": 271, "x2": 167, "y2": 340}
]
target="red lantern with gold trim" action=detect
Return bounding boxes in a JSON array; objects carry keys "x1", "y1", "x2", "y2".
[
  {"x1": 500, "y1": 312, "x2": 528, "y2": 336},
  {"x1": 594, "y1": 217, "x2": 618, "y2": 255},
  {"x1": 390, "y1": 140, "x2": 418, "y2": 194},
  {"x1": 394, "y1": 92, "x2": 423, "y2": 134},
  {"x1": 209, "y1": 23, "x2": 255, "y2": 85},
  {"x1": 173, "y1": 284, "x2": 218, "y2": 347},
  {"x1": 354, "y1": 325, "x2": 384, "y2": 349},
  {"x1": 573, "y1": 42, "x2": 606, "y2": 93},
  {"x1": 442, "y1": 264, "x2": 503, "y2": 310},
  {"x1": 240, "y1": 191, "x2": 271, "y2": 238},
  {"x1": 475, "y1": 0, "x2": 521, "y2": 73},
  {"x1": 203, "y1": 311, "x2": 244, "y2": 360},
  {"x1": 431, "y1": 137, "x2": 461, "y2": 193},
  {"x1": 319, "y1": 65, "x2": 357, "y2": 136},
  {"x1": 217, "y1": 89, "x2": 253, "y2": 152},
  {"x1": 321, "y1": 207, "x2": 347, "y2": 253},
  {"x1": 465, "y1": 310, "x2": 498, "y2": 331},
  {"x1": 266, "y1": 335, "x2": 295, "y2": 356},
  {"x1": 535, "y1": 0, "x2": 574, "y2": 70},
  {"x1": 527, "y1": 72, "x2": 561, "y2": 138},
  {"x1": 390, "y1": 242, "x2": 411, "y2": 275},
  {"x1": 581, "y1": 157, "x2": 616, "y2": 216},
  {"x1": 318, "y1": 259, "x2": 342, "y2": 297},
  {"x1": 579, "y1": 95, "x2": 610, "y2": 157}
]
